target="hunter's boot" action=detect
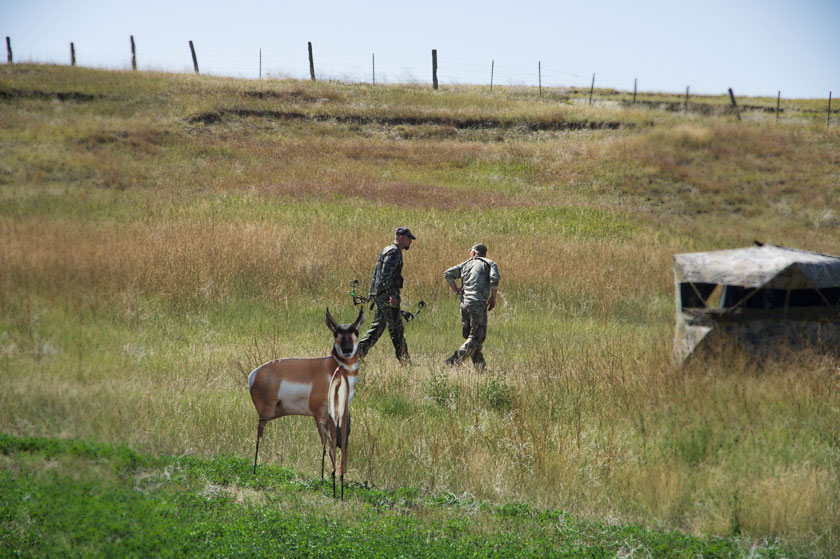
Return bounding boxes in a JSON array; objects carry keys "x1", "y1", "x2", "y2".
[
  {"x1": 471, "y1": 350, "x2": 486, "y2": 371},
  {"x1": 444, "y1": 349, "x2": 466, "y2": 366}
]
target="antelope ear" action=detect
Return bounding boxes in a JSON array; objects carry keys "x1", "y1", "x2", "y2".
[
  {"x1": 325, "y1": 307, "x2": 339, "y2": 333},
  {"x1": 352, "y1": 306, "x2": 365, "y2": 331}
]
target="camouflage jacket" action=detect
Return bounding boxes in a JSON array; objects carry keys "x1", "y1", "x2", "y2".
[
  {"x1": 369, "y1": 243, "x2": 404, "y2": 297},
  {"x1": 444, "y1": 257, "x2": 500, "y2": 304}
]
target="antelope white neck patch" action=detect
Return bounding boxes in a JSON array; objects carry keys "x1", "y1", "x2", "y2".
[{"x1": 333, "y1": 355, "x2": 359, "y2": 372}]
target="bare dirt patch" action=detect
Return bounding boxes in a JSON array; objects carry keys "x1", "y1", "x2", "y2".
[
  {"x1": 0, "y1": 87, "x2": 100, "y2": 103},
  {"x1": 187, "y1": 109, "x2": 627, "y2": 131}
]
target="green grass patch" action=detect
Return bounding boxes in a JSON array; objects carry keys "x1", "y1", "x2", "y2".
[{"x1": 1, "y1": 434, "x2": 768, "y2": 559}]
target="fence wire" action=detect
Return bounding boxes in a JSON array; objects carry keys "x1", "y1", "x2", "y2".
[
  {"x1": 4, "y1": 38, "x2": 834, "y2": 105},
  {"x1": 2, "y1": 39, "x2": 684, "y2": 94}
]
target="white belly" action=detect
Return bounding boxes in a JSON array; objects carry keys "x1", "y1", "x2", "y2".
[{"x1": 277, "y1": 380, "x2": 313, "y2": 415}]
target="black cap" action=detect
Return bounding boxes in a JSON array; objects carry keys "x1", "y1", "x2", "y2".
[{"x1": 396, "y1": 227, "x2": 416, "y2": 239}]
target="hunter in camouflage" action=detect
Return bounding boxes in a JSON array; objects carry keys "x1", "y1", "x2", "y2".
[
  {"x1": 443, "y1": 243, "x2": 501, "y2": 369},
  {"x1": 357, "y1": 227, "x2": 415, "y2": 363}
]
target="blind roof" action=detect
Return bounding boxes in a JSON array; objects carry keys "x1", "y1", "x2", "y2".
[{"x1": 674, "y1": 245, "x2": 840, "y2": 289}]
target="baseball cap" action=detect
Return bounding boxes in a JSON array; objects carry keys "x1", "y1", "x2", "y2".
[
  {"x1": 396, "y1": 227, "x2": 416, "y2": 239},
  {"x1": 471, "y1": 243, "x2": 487, "y2": 256}
]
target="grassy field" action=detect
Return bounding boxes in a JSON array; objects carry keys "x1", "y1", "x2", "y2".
[
  {"x1": 1, "y1": 64, "x2": 839, "y2": 557},
  {"x1": 1, "y1": 434, "x2": 758, "y2": 558}
]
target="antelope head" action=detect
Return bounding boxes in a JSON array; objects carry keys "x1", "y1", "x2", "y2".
[{"x1": 326, "y1": 307, "x2": 365, "y2": 359}]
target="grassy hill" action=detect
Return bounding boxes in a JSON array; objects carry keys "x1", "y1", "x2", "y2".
[{"x1": 1, "y1": 64, "x2": 839, "y2": 557}]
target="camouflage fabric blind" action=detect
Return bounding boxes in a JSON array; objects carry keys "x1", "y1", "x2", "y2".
[{"x1": 444, "y1": 257, "x2": 500, "y2": 304}]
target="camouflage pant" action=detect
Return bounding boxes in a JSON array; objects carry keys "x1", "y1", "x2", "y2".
[
  {"x1": 357, "y1": 294, "x2": 409, "y2": 363},
  {"x1": 446, "y1": 301, "x2": 487, "y2": 368}
]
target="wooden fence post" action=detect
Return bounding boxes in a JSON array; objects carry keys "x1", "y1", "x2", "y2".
[
  {"x1": 70, "y1": 42, "x2": 76, "y2": 66},
  {"x1": 432, "y1": 49, "x2": 438, "y2": 90},
  {"x1": 490, "y1": 59, "x2": 494, "y2": 91},
  {"x1": 189, "y1": 40, "x2": 199, "y2": 74},
  {"x1": 685, "y1": 85, "x2": 690, "y2": 114},
  {"x1": 829, "y1": 91, "x2": 833, "y2": 129},
  {"x1": 7, "y1": 37, "x2": 12, "y2": 64},
  {"x1": 259, "y1": 48, "x2": 261, "y2": 79},
  {"x1": 589, "y1": 73, "x2": 595, "y2": 105},
  {"x1": 633, "y1": 78, "x2": 637, "y2": 105},
  {"x1": 372, "y1": 53, "x2": 375, "y2": 85},
  {"x1": 776, "y1": 91, "x2": 780, "y2": 121},
  {"x1": 308, "y1": 42, "x2": 315, "y2": 81},
  {"x1": 538, "y1": 61, "x2": 542, "y2": 97},
  {"x1": 728, "y1": 88, "x2": 741, "y2": 121},
  {"x1": 130, "y1": 35, "x2": 136, "y2": 70}
]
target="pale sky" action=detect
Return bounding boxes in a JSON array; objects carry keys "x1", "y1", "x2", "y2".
[{"x1": 3, "y1": 0, "x2": 838, "y2": 98}]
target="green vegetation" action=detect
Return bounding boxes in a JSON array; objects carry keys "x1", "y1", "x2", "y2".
[
  {"x1": 1, "y1": 64, "x2": 838, "y2": 557},
  {"x1": 0, "y1": 434, "x2": 767, "y2": 558}
]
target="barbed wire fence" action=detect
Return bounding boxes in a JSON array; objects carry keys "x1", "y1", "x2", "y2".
[{"x1": 3, "y1": 35, "x2": 836, "y2": 125}]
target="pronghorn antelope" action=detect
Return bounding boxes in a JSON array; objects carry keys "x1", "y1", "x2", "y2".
[{"x1": 248, "y1": 307, "x2": 363, "y2": 500}]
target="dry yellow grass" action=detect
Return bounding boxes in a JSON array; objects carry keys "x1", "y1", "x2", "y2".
[{"x1": 1, "y1": 64, "x2": 839, "y2": 556}]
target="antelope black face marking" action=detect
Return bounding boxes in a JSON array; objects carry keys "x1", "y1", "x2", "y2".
[{"x1": 334, "y1": 331, "x2": 359, "y2": 358}]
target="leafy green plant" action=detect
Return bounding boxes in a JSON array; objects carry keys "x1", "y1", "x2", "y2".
[
  {"x1": 478, "y1": 374, "x2": 514, "y2": 412},
  {"x1": 426, "y1": 370, "x2": 459, "y2": 407}
]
